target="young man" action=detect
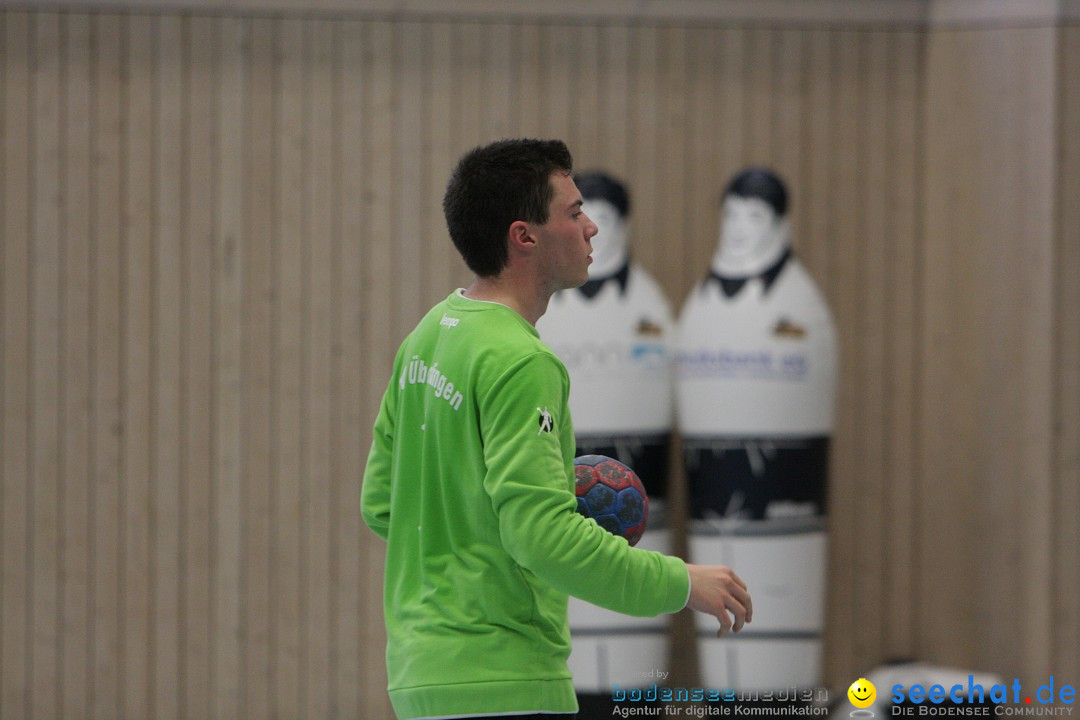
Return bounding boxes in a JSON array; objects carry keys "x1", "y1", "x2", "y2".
[{"x1": 361, "y1": 139, "x2": 752, "y2": 720}]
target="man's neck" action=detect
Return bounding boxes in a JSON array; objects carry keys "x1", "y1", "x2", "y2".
[{"x1": 462, "y1": 275, "x2": 550, "y2": 326}]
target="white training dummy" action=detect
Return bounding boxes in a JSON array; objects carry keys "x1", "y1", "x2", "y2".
[
  {"x1": 537, "y1": 171, "x2": 675, "y2": 697},
  {"x1": 675, "y1": 167, "x2": 837, "y2": 689}
]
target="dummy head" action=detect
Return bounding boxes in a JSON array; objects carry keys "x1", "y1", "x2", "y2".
[
  {"x1": 713, "y1": 166, "x2": 791, "y2": 277},
  {"x1": 575, "y1": 171, "x2": 631, "y2": 278}
]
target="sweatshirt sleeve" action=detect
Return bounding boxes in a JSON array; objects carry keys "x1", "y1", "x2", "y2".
[{"x1": 480, "y1": 352, "x2": 689, "y2": 617}]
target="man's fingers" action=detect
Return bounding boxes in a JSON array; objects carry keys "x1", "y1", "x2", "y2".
[
  {"x1": 729, "y1": 603, "x2": 746, "y2": 633},
  {"x1": 723, "y1": 587, "x2": 751, "y2": 633},
  {"x1": 686, "y1": 563, "x2": 754, "y2": 637},
  {"x1": 727, "y1": 569, "x2": 749, "y2": 591},
  {"x1": 730, "y1": 583, "x2": 753, "y2": 625}
]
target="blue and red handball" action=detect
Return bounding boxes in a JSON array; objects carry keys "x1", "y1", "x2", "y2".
[{"x1": 573, "y1": 454, "x2": 649, "y2": 546}]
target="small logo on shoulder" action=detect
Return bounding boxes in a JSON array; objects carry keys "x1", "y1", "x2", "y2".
[
  {"x1": 537, "y1": 407, "x2": 554, "y2": 434},
  {"x1": 440, "y1": 314, "x2": 460, "y2": 329}
]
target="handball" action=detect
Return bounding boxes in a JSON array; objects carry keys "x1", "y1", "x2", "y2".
[{"x1": 573, "y1": 454, "x2": 649, "y2": 546}]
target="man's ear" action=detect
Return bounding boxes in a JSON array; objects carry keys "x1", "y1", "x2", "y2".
[{"x1": 508, "y1": 220, "x2": 537, "y2": 252}]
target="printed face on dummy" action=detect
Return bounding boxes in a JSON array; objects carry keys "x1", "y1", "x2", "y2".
[
  {"x1": 581, "y1": 198, "x2": 629, "y2": 278},
  {"x1": 713, "y1": 195, "x2": 790, "y2": 277},
  {"x1": 533, "y1": 172, "x2": 599, "y2": 293}
]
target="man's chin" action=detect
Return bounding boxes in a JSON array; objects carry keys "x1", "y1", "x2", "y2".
[{"x1": 554, "y1": 270, "x2": 591, "y2": 292}]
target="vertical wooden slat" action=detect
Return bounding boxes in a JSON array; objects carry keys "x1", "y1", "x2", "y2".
[
  {"x1": 799, "y1": 29, "x2": 831, "y2": 277},
  {"x1": 1053, "y1": 23, "x2": 1080, "y2": 683},
  {"x1": 917, "y1": 27, "x2": 1058, "y2": 681},
  {"x1": 515, "y1": 22, "x2": 542, "y2": 139},
  {"x1": 626, "y1": 27, "x2": 660, "y2": 294},
  {"x1": 920, "y1": 27, "x2": 987, "y2": 672},
  {"x1": 397, "y1": 22, "x2": 425, "y2": 322},
  {"x1": 1, "y1": 11, "x2": 31, "y2": 720},
  {"x1": 30, "y1": 13, "x2": 62, "y2": 718},
  {"x1": 60, "y1": 12, "x2": 92, "y2": 719},
  {"x1": 364, "y1": 15, "x2": 396, "y2": 417},
  {"x1": 972, "y1": 27, "x2": 1018, "y2": 674},
  {"x1": 418, "y1": 19, "x2": 448, "y2": 305},
  {"x1": 456, "y1": 22, "x2": 484, "y2": 150},
  {"x1": 365, "y1": 18, "x2": 395, "y2": 345},
  {"x1": 559, "y1": 23, "x2": 591, "y2": 158},
  {"x1": 683, "y1": 27, "x2": 718, "y2": 282},
  {"x1": 919, "y1": 26, "x2": 960, "y2": 670},
  {"x1": 995, "y1": 29, "x2": 1055, "y2": 680},
  {"x1": 595, "y1": 23, "x2": 630, "y2": 174},
  {"x1": 213, "y1": 15, "x2": 247, "y2": 720},
  {"x1": 426, "y1": 21, "x2": 456, "y2": 293},
  {"x1": 275, "y1": 17, "x2": 308, "y2": 719},
  {"x1": 305, "y1": 17, "x2": 337, "y2": 720},
  {"x1": 773, "y1": 28, "x2": 803, "y2": 191},
  {"x1": 856, "y1": 29, "x2": 889, "y2": 670},
  {"x1": 658, "y1": 26, "x2": 690, "y2": 291},
  {"x1": 338, "y1": 18, "x2": 369, "y2": 716},
  {"x1": 244, "y1": 16, "x2": 277, "y2": 720},
  {"x1": 744, "y1": 27, "x2": 774, "y2": 163},
  {"x1": 804, "y1": 29, "x2": 837, "y2": 680},
  {"x1": 537, "y1": 24, "x2": 572, "y2": 145},
  {"x1": 824, "y1": 28, "x2": 861, "y2": 683},
  {"x1": 569, "y1": 23, "x2": 600, "y2": 162},
  {"x1": 0, "y1": 15, "x2": 5, "y2": 715},
  {"x1": 153, "y1": 15, "x2": 184, "y2": 719},
  {"x1": 90, "y1": 14, "x2": 124, "y2": 719},
  {"x1": 652, "y1": 25, "x2": 683, "y2": 290},
  {"x1": 883, "y1": 28, "x2": 922, "y2": 661},
  {"x1": 981, "y1": 27, "x2": 1017, "y2": 673},
  {"x1": 484, "y1": 22, "x2": 515, "y2": 143},
  {"x1": 121, "y1": 13, "x2": 155, "y2": 719},
  {"x1": 183, "y1": 17, "x2": 216, "y2": 718}
]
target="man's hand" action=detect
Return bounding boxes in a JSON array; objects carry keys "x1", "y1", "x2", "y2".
[{"x1": 686, "y1": 564, "x2": 753, "y2": 637}]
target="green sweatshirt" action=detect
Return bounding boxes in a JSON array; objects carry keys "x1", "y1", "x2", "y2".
[{"x1": 361, "y1": 290, "x2": 690, "y2": 719}]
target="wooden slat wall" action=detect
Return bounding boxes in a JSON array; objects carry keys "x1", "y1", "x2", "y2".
[
  {"x1": 0, "y1": 7, "x2": 1076, "y2": 719},
  {"x1": 1052, "y1": 22, "x2": 1080, "y2": 688},
  {"x1": 920, "y1": 22, "x2": 1076, "y2": 686}
]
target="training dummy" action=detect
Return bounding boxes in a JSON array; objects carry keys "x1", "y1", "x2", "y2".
[{"x1": 675, "y1": 167, "x2": 836, "y2": 689}]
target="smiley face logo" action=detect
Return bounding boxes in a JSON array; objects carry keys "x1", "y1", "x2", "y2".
[{"x1": 848, "y1": 678, "x2": 877, "y2": 709}]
